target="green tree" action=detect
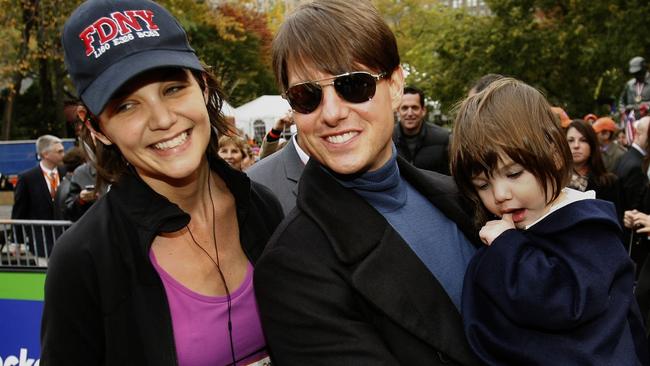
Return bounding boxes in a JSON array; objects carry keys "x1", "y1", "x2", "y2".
[
  {"x1": 1, "y1": 0, "x2": 276, "y2": 140},
  {"x1": 378, "y1": 0, "x2": 650, "y2": 120},
  {"x1": 187, "y1": 2, "x2": 276, "y2": 107}
]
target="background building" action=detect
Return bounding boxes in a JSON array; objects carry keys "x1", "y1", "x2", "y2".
[{"x1": 441, "y1": 0, "x2": 490, "y2": 15}]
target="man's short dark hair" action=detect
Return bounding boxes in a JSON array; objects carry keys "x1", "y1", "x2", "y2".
[
  {"x1": 272, "y1": 0, "x2": 400, "y2": 91},
  {"x1": 404, "y1": 86, "x2": 425, "y2": 107}
]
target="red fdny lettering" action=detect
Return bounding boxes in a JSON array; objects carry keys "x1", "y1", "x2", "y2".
[
  {"x1": 94, "y1": 17, "x2": 118, "y2": 44},
  {"x1": 78, "y1": 9, "x2": 159, "y2": 58},
  {"x1": 134, "y1": 10, "x2": 158, "y2": 30},
  {"x1": 112, "y1": 11, "x2": 144, "y2": 34}
]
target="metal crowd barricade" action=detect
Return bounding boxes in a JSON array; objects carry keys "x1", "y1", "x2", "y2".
[{"x1": 0, "y1": 219, "x2": 73, "y2": 268}]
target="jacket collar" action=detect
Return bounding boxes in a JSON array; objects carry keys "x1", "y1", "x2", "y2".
[
  {"x1": 296, "y1": 157, "x2": 480, "y2": 364},
  {"x1": 394, "y1": 122, "x2": 428, "y2": 145},
  {"x1": 281, "y1": 137, "x2": 305, "y2": 185},
  {"x1": 529, "y1": 198, "x2": 620, "y2": 234},
  {"x1": 298, "y1": 157, "x2": 479, "y2": 264},
  {"x1": 108, "y1": 156, "x2": 252, "y2": 255}
]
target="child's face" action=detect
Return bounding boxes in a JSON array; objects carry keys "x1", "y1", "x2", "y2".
[{"x1": 471, "y1": 154, "x2": 551, "y2": 229}]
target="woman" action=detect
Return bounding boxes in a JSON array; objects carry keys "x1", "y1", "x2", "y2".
[
  {"x1": 218, "y1": 135, "x2": 248, "y2": 171},
  {"x1": 41, "y1": 0, "x2": 282, "y2": 365},
  {"x1": 566, "y1": 119, "x2": 622, "y2": 216}
]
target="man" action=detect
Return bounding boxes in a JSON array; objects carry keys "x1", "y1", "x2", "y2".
[
  {"x1": 393, "y1": 86, "x2": 450, "y2": 174},
  {"x1": 620, "y1": 56, "x2": 650, "y2": 119},
  {"x1": 593, "y1": 117, "x2": 627, "y2": 172},
  {"x1": 11, "y1": 135, "x2": 65, "y2": 259},
  {"x1": 62, "y1": 162, "x2": 102, "y2": 221},
  {"x1": 615, "y1": 116, "x2": 649, "y2": 213},
  {"x1": 254, "y1": 1, "x2": 481, "y2": 364},
  {"x1": 616, "y1": 117, "x2": 650, "y2": 272},
  {"x1": 246, "y1": 128, "x2": 310, "y2": 216}
]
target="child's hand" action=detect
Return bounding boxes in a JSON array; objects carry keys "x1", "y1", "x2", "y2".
[{"x1": 479, "y1": 213, "x2": 516, "y2": 246}]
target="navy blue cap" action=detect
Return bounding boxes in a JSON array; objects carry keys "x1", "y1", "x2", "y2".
[{"x1": 62, "y1": 0, "x2": 203, "y2": 116}]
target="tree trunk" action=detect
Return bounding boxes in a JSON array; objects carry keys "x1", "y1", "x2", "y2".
[{"x1": 54, "y1": 62, "x2": 67, "y2": 138}]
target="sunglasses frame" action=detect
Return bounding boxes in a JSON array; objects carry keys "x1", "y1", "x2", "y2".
[{"x1": 283, "y1": 71, "x2": 387, "y2": 114}]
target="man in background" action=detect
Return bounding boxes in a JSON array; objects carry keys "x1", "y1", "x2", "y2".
[
  {"x1": 247, "y1": 111, "x2": 310, "y2": 216},
  {"x1": 593, "y1": 117, "x2": 627, "y2": 172},
  {"x1": 393, "y1": 86, "x2": 450, "y2": 175},
  {"x1": 11, "y1": 135, "x2": 66, "y2": 261},
  {"x1": 620, "y1": 56, "x2": 650, "y2": 119}
]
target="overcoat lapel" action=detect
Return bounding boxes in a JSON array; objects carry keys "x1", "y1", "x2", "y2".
[
  {"x1": 281, "y1": 138, "x2": 303, "y2": 198},
  {"x1": 297, "y1": 158, "x2": 478, "y2": 364}
]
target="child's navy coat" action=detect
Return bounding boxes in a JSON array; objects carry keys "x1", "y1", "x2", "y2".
[{"x1": 462, "y1": 198, "x2": 649, "y2": 365}]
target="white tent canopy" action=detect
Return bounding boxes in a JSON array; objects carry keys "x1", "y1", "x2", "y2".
[
  {"x1": 221, "y1": 100, "x2": 236, "y2": 117},
  {"x1": 233, "y1": 95, "x2": 291, "y2": 140}
]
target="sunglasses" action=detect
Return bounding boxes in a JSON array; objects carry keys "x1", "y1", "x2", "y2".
[{"x1": 284, "y1": 71, "x2": 387, "y2": 114}]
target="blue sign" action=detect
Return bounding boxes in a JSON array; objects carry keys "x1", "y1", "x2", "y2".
[
  {"x1": 0, "y1": 299, "x2": 42, "y2": 365},
  {"x1": 0, "y1": 139, "x2": 76, "y2": 176}
]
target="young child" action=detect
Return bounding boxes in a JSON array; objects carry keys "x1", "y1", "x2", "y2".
[{"x1": 450, "y1": 77, "x2": 649, "y2": 365}]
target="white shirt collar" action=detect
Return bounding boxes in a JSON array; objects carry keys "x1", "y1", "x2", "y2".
[
  {"x1": 292, "y1": 134, "x2": 310, "y2": 165},
  {"x1": 40, "y1": 162, "x2": 57, "y2": 175},
  {"x1": 525, "y1": 188, "x2": 595, "y2": 229},
  {"x1": 631, "y1": 143, "x2": 647, "y2": 156}
]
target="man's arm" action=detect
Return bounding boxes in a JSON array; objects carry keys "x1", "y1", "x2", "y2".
[{"x1": 11, "y1": 174, "x2": 29, "y2": 219}]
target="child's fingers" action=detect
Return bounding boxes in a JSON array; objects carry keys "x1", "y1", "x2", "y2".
[{"x1": 501, "y1": 213, "x2": 513, "y2": 223}]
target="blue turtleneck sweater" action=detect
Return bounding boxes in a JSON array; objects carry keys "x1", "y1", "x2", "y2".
[{"x1": 331, "y1": 149, "x2": 475, "y2": 309}]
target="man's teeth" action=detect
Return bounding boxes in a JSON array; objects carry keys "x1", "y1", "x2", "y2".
[
  {"x1": 327, "y1": 131, "x2": 357, "y2": 144},
  {"x1": 154, "y1": 132, "x2": 188, "y2": 150}
]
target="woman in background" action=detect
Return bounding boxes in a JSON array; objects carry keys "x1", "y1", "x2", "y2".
[
  {"x1": 218, "y1": 135, "x2": 249, "y2": 171},
  {"x1": 566, "y1": 119, "x2": 622, "y2": 217}
]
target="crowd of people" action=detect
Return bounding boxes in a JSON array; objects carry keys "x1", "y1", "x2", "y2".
[{"x1": 6, "y1": 0, "x2": 650, "y2": 364}]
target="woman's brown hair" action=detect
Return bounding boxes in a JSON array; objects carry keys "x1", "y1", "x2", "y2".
[
  {"x1": 450, "y1": 77, "x2": 572, "y2": 227},
  {"x1": 566, "y1": 119, "x2": 617, "y2": 188}
]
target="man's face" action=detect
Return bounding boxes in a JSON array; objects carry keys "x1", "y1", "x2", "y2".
[
  {"x1": 42, "y1": 143, "x2": 65, "y2": 166},
  {"x1": 398, "y1": 93, "x2": 426, "y2": 136},
  {"x1": 288, "y1": 64, "x2": 403, "y2": 175},
  {"x1": 596, "y1": 131, "x2": 611, "y2": 145},
  {"x1": 635, "y1": 70, "x2": 646, "y2": 82}
]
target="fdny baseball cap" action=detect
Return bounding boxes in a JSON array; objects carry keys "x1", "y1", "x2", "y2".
[{"x1": 62, "y1": 0, "x2": 203, "y2": 116}]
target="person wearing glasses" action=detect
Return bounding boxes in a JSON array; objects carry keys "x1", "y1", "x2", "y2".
[
  {"x1": 253, "y1": 1, "x2": 481, "y2": 364},
  {"x1": 41, "y1": 0, "x2": 282, "y2": 364}
]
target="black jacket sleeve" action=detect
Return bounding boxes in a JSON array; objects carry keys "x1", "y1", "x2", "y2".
[{"x1": 41, "y1": 236, "x2": 104, "y2": 364}]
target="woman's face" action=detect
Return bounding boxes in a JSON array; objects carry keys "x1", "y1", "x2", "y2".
[
  {"x1": 218, "y1": 143, "x2": 244, "y2": 171},
  {"x1": 566, "y1": 127, "x2": 591, "y2": 167},
  {"x1": 94, "y1": 68, "x2": 211, "y2": 186}
]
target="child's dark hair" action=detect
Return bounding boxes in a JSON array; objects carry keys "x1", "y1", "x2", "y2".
[{"x1": 450, "y1": 77, "x2": 572, "y2": 227}]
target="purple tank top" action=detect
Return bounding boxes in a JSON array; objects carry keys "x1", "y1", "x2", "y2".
[{"x1": 150, "y1": 250, "x2": 269, "y2": 366}]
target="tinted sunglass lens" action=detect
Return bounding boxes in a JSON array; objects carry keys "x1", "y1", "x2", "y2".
[
  {"x1": 287, "y1": 83, "x2": 322, "y2": 114},
  {"x1": 334, "y1": 73, "x2": 376, "y2": 103}
]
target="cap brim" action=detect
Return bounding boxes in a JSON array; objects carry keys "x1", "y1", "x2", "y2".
[
  {"x1": 81, "y1": 49, "x2": 204, "y2": 116},
  {"x1": 630, "y1": 66, "x2": 643, "y2": 73}
]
